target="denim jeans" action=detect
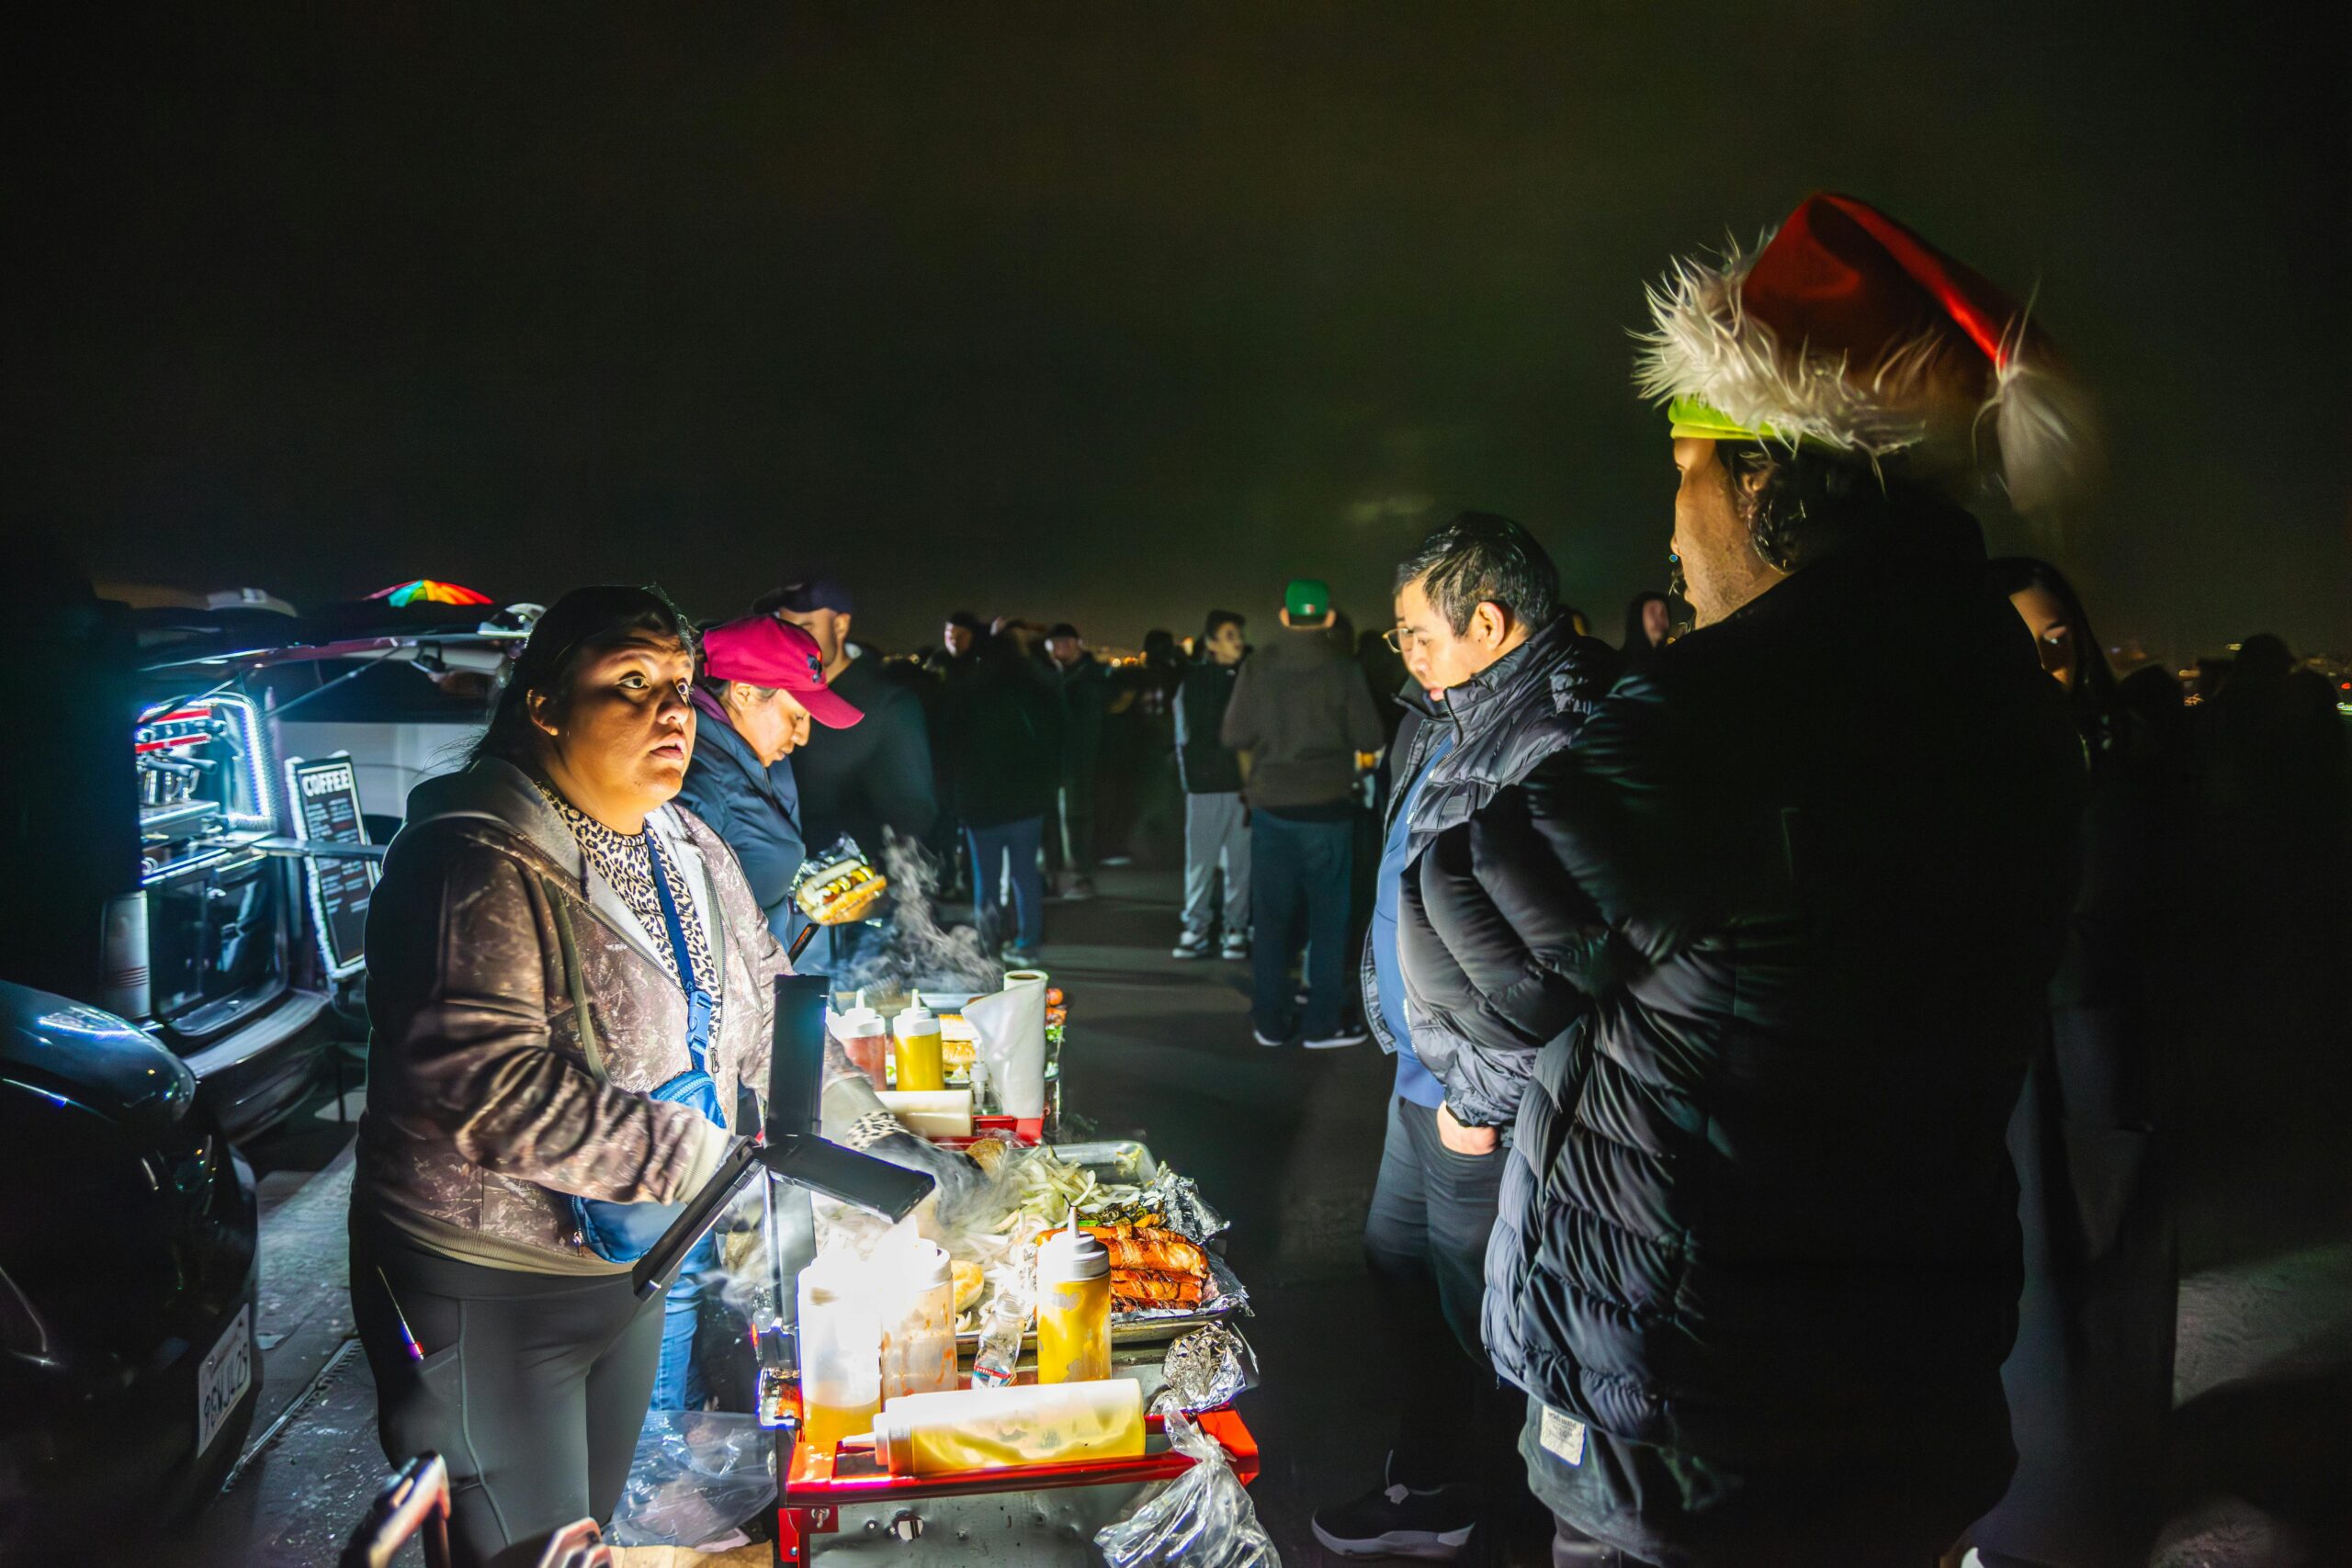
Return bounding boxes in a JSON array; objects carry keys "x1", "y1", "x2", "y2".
[
  {"x1": 967, "y1": 817, "x2": 1046, "y2": 951},
  {"x1": 1249, "y1": 811, "x2": 1353, "y2": 1037},
  {"x1": 647, "y1": 1231, "x2": 720, "y2": 1412}
]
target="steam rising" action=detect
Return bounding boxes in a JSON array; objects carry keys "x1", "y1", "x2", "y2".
[{"x1": 836, "y1": 833, "x2": 1004, "y2": 998}]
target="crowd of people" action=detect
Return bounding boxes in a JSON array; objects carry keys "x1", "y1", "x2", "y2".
[{"x1": 344, "y1": 190, "x2": 2349, "y2": 1568}]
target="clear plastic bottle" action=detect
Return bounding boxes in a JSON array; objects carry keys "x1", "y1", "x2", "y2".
[
  {"x1": 969, "y1": 1291, "x2": 1031, "y2": 1389},
  {"x1": 881, "y1": 1241, "x2": 960, "y2": 1400},
  {"x1": 796, "y1": 1256, "x2": 881, "y2": 1459}
]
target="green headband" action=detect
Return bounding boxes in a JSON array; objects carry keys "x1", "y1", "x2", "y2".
[{"x1": 1666, "y1": 396, "x2": 1773, "y2": 443}]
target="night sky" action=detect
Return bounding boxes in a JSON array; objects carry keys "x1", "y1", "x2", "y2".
[{"x1": 10, "y1": 5, "x2": 2347, "y2": 658}]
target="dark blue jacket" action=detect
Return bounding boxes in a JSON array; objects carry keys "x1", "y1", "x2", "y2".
[{"x1": 676, "y1": 694, "x2": 808, "y2": 946}]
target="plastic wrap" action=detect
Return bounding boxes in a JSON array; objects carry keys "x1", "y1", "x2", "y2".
[
  {"x1": 962, "y1": 973, "x2": 1046, "y2": 1119},
  {"x1": 610, "y1": 1410, "x2": 776, "y2": 1548},
  {"x1": 1093, "y1": 1411, "x2": 1280, "y2": 1568}
]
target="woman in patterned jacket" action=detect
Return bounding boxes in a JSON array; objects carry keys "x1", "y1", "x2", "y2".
[{"x1": 350, "y1": 585, "x2": 786, "y2": 1567}]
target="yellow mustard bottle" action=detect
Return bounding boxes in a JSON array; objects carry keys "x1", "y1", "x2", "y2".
[
  {"x1": 892, "y1": 999, "x2": 945, "y2": 1092},
  {"x1": 1035, "y1": 1211, "x2": 1111, "y2": 1384},
  {"x1": 873, "y1": 1381, "x2": 1145, "y2": 1474}
]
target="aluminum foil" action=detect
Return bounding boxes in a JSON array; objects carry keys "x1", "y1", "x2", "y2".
[
  {"x1": 1151, "y1": 1324, "x2": 1262, "y2": 1416},
  {"x1": 1148, "y1": 1168, "x2": 1227, "y2": 1244}
]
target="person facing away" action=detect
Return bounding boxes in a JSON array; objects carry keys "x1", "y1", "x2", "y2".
[
  {"x1": 351, "y1": 586, "x2": 796, "y2": 1568},
  {"x1": 1462, "y1": 194, "x2": 2093, "y2": 1567},
  {"x1": 1219, "y1": 576, "x2": 1385, "y2": 1048},
  {"x1": 1171, "y1": 608, "x2": 1251, "y2": 961},
  {"x1": 1311, "y1": 512, "x2": 1616, "y2": 1563},
  {"x1": 1966, "y1": 558, "x2": 2179, "y2": 1568},
  {"x1": 937, "y1": 628, "x2": 1062, "y2": 962},
  {"x1": 1043, "y1": 621, "x2": 1110, "y2": 898},
  {"x1": 756, "y1": 576, "x2": 940, "y2": 873}
]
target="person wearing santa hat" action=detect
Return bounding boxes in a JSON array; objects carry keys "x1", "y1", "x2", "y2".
[{"x1": 1412, "y1": 195, "x2": 2099, "y2": 1564}]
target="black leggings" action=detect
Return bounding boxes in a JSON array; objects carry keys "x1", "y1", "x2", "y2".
[{"x1": 350, "y1": 1215, "x2": 663, "y2": 1568}]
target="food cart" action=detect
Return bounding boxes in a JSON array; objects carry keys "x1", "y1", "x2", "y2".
[{"x1": 647, "y1": 974, "x2": 1264, "y2": 1565}]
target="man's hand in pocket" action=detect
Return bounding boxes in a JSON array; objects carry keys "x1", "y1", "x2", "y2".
[{"x1": 1436, "y1": 1102, "x2": 1498, "y2": 1156}]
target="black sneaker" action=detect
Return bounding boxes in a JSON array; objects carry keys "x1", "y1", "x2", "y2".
[{"x1": 1311, "y1": 1478, "x2": 1478, "y2": 1560}]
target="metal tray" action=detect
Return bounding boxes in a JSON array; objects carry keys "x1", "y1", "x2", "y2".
[{"x1": 955, "y1": 1138, "x2": 1247, "y2": 1347}]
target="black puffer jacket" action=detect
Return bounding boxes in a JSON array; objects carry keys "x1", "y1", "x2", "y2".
[
  {"x1": 1358, "y1": 617, "x2": 1617, "y2": 1126},
  {"x1": 1477, "y1": 514, "x2": 2086, "y2": 1554}
]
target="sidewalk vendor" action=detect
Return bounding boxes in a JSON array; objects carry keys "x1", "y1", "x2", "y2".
[
  {"x1": 348, "y1": 586, "x2": 796, "y2": 1568},
  {"x1": 661, "y1": 613, "x2": 863, "y2": 1411}
]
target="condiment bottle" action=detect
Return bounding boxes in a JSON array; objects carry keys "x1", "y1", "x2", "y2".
[
  {"x1": 1035, "y1": 1210, "x2": 1111, "y2": 1383},
  {"x1": 880, "y1": 1241, "x2": 959, "y2": 1400},
  {"x1": 835, "y1": 998, "x2": 890, "y2": 1091},
  {"x1": 893, "y1": 998, "x2": 945, "y2": 1092},
  {"x1": 869, "y1": 1380, "x2": 1144, "y2": 1475},
  {"x1": 796, "y1": 1256, "x2": 880, "y2": 1459}
]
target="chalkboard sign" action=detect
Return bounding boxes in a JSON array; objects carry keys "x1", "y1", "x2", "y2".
[{"x1": 284, "y1": 753, "x2": 377, "y2": 979}]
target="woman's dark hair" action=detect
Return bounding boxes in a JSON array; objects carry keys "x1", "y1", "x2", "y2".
[
  {"x1": 471, "y1": 585, "x2": 698, "y2": 766},
  {"x1": 1985, "y1": 556, "x2": 2120, "y2": 755},
  {"x1": 1622, "y1": 591, "x2": 1669, "y2": 652},
  {"x1": 1394, "y1": 511, "x2": 1559, "y2": 635}
]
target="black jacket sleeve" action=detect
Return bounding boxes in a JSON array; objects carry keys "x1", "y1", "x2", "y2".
[
  {"x1": 1402, "y1": 797, "x2": 1608, "y2": 1077},
  {"x1": 866, "y1": 694, "x2": 940, "y2": 844}
]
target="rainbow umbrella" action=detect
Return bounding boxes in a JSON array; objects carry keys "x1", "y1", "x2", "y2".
[{"x1": 368, "y1": 579, "x2": 493, "y2": 608}]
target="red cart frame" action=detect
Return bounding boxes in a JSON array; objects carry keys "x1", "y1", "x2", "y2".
[{"x1": 774, "y1": 1406, "x2": 1260, "y2": 1563}]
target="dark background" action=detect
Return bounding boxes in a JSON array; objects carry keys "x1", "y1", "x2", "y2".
[{"x1": 8, "y1": 5, "x2": 2346, "y2": 658}]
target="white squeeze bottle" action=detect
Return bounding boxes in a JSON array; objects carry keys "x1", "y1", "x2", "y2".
[
  {"x1": 797, "y1": 1256, "x2": 880, "y2": 1459},
  {"x1": 881, "y1": 1241, "x2": 960, "y2": 1400}
]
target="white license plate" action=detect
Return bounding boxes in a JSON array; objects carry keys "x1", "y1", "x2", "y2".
[{"x1": 197, "y1": 1304, "x2": 254, "y2": 1458}]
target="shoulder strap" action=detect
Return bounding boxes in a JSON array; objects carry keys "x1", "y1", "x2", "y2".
[
  {"x1": 639, "y1": 827, "x2": 700, "y2": 1001},
  {"x1": 544, "y1": 875, "x2": 609, "y2": 1084}
]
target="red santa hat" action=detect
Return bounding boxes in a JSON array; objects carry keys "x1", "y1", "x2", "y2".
[{"x1": 1635, "y1": 193, "x2": 2097, "y2": 515}]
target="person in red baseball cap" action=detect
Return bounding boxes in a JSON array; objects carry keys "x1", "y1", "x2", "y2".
[
  {"x1": 654, "y1": 614, "x2": 863, "y2": 1416},
  {"x1": 676, "y1": 615, "x2": 863, "y2": 944}
]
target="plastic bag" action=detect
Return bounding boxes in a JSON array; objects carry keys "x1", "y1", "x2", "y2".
[
  {"x1": 1094, "y1": 1411, "x2": 1280, "y2": 1568},
  {"x1": 962, "y1": 972, "x2": 1046, "y2": 1120},
  {"x1": 610, "y1": 1409, "x2": 776, "y2": 1548}
]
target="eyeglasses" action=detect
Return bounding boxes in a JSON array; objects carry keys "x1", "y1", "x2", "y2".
[{"x1": 1380, "y1": 626, "x2": 1420, "y2": 654}]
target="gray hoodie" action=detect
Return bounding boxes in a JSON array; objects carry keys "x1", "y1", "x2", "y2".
[{"x1": 354, "y1": 758, "x2": 773, "y2": 1272}]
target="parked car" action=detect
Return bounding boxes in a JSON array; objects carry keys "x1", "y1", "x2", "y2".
[{"x1": 0, "y1": 980, "x2": 260, "y2": 1560}]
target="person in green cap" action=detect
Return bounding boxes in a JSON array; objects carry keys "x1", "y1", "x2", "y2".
[{"x1": 1218, "y1": 576, "x2": 1385, "y2": 1047}]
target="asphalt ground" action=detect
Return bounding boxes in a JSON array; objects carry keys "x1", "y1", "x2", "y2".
[{"x1": 176, "y1": 865, "x2": 2348, "y2": 1566}]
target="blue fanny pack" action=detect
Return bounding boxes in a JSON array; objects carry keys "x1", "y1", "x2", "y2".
[{"x1": 571, "y1": 826, "x2": 724, "y2": 1263}]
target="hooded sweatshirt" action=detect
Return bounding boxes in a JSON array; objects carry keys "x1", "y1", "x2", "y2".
[
  {"x1": 1218, "y1": 626, "x2": 1385, "y2": 813},
  {"x1": 354, "y1": 757, "x2": 777, "y2": 1272}
]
